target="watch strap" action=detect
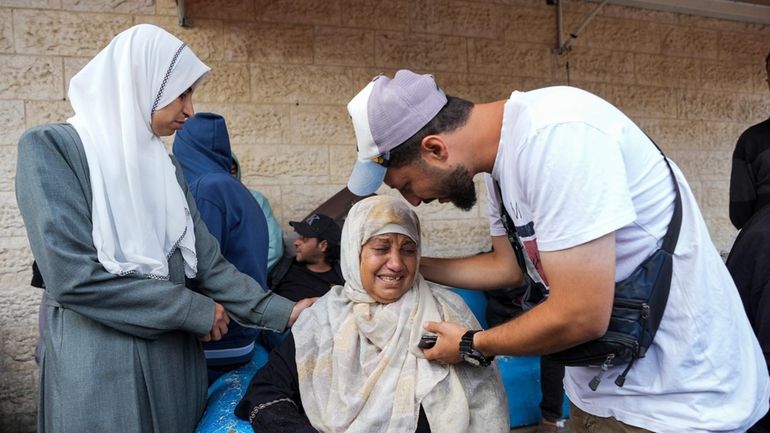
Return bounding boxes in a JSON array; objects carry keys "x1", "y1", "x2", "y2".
[{"x1": 460, "y1": 330, "x2": 493, "y2": 367}]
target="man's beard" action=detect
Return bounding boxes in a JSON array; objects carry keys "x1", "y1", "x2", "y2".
[{"x1": 432, "y1": 165, "x2": 477, "y2": 211}]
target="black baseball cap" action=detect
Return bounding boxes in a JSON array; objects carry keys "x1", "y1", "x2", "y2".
[{"x1": 289, "y1": 213, "x2": 342, "y2": 245}]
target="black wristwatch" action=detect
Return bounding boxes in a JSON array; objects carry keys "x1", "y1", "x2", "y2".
[{"x1": 459, "y1": 330, "x2": 494, "y2": 367}]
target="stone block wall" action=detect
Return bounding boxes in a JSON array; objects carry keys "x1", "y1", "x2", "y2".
[{"x1": 1, "y1": 0, "x2": 769, "y2": 431}]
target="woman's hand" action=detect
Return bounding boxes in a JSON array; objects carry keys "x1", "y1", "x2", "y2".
[
  {"x1": 200, "y1": 302, "x2": 230, "y2": 342},
  {"x1": 421, "y1": 321, "x2": 467, "y2": 364},
  {"x1": 288, "y1": 297, "x2": 318, "y2": 327}
]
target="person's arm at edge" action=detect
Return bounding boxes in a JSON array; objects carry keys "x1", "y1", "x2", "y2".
[
  {"x1": 420, "y1": 235, "x2": 524, "y2": 290},
  {"x1": 423, "y1": 232, "x2": 616, "y2": 362}
]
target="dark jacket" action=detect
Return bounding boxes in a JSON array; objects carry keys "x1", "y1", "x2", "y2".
[
  {"x1": 173, "y1": 112, "x2": 270, "y2": 362},
  {"x1": 730, "y1": 117, "x2": 770, "y2": 229}
]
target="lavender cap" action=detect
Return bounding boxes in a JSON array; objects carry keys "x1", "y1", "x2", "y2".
[{"x1": 347, "y1": 70, "x2": 447, "y2": 196}]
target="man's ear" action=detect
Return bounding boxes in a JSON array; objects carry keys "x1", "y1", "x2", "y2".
[
  {"x1": 318, "y1": 239, "x2": 328, "y2": 253},
  {"x1": 420, "y1": 135, "x2": 449, "y2": 162}
]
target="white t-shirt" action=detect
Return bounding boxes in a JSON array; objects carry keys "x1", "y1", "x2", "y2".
[{"x1": 485, "y1": 86, "x2": 770, "y2": 433}]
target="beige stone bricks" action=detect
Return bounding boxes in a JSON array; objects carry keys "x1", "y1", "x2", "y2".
[
  {"x1": 375, "y1": 31, "x2": 467, "y2": 73},
  {"x1": 434, "y1": 72, "x2": 524, "y2": 102},
  {"x1": 290, "y1": 105, "x2": 352, "y2": 145},
  {"x1": 185, "y1": 0, "x2": 254, "y2": 21},
  {"x1": 224, "y1": 21, "x2": 313, "y2": 63},
  {"x1": 0, "y1": 243, "x2": 33, "y2": 280},
  {"x1": 0, "y1": 145, "x2": 17, "y2": 192},
  {"x1": 502, "y1": 6, "x2": 555, "y2": 45},
  {"x1": 63, "y1": 57, "x2": 89, "y2": 85},
  {"x1": 668, "y1": 150, "x2": 732, "y2": 181},
  {"x1": 634, "y1": 53, "x2": 699, "y2": 89},
  {"x1": 195, "y1": 102, "x2": 289, "y2": 145},
  {"x1": 195, "y1": 62, "x2": 250, "y2": 103},
  {"x1": 0, "y1": 8, "x2": 12, "y2": 54},
  {"x1": 24, "y1": 100, "x2": 73, "y2": 128},
  {"x1": 328, "y1": 144, "x2": 357, "y2": 183},
  {"x1": 718, "y1": 31, "x2": 770, "y2": 64},
  {"x1": 578, "y1": 82, "x2": 677, "y2": 119},
  {"x1": 0, "y1": 193, "x2": 24, "y2": 237},
  {"x1": 701, "y1": 61, "x2": 756, "y2": 93},
  {"x1": 737, "y1": 93, "x2": 770, "y2": 123},
  {"x1": 0, "y1": 101, "x2": 25, "y2": 145},
  {"x1": 254, "y1": 0, "x2": 341, "y2": 26},
  {"x1": 468, "y1": 39, "x2": 553, "y2": 78},
  {"x1": 13, "y1": 10, "x2": 131, "y2": 56},
  {"x1": 339, "y1": 0, "x2": 412, "y2": 32},
  {"x1": 0, "y1": 0, "x2": 57, "y2": 8},
  {"x1": 582, "y1": 16, "x2": 670, "y2": 54},
  {"x1": 135, "y1": 16, "x2": 224, "y2": 62},
  {"x1": 414, "y1": 0, "x2": 508, "y2": 39},
  {"x1": 279, "y1": 183, "x2": 348, "y2": 221},
  {"x1": 314, "y1": 27, "x2": 374, "y2": 67},
  {"x1": 565, "y1": 47, "x2": 635, "y2": 84},
  {"x1": 250, "y1": 64, "x2": 354, "y2": 104},
  {"x1": 61, "y1": 0, "x2": 153, "y2": 14},
  {"x1": 637, "y1": 118, "x2": 745, "y2": 152},
  {"x1": 678, "y1": 89, "x2": 739, "y2": 121},
  {"x1": 154, "y1": 0, "x2": 178, "y2": 17},
  {"x1": 662, "y1": 26, "x2": 719, "y2": 60},
  {"x1": 0, "y1": 55, "x2": 63, "y2": 100},
  {"x1": 234, "y1": 144, "x2": 330, "y2": 185},
  {"x1": 421, "y1": 219, "x2": 492, "y2": 258}
]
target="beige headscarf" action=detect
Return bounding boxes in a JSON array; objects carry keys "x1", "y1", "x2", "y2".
[{"x1": 293, "y1": 195, "x2": 509, "y2": 433}]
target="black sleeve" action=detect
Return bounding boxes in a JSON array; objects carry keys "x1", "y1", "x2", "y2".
[
  {"x1": 753, "y1": 277, "x2": 770, "y2": 375},
  {"x1": 726, "y1": 208, "x2": 770, "y2": 374},
  {"x1": 235, "y1": 334, "x2": 318, "y2": 433},
  {"x1": 730, "y1": 134, "x2": 757, "y2": 229}
]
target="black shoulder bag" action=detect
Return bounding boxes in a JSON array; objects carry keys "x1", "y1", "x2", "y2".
[{"x1": 495, "y1": 138, "x2": 682, "y2": 390}]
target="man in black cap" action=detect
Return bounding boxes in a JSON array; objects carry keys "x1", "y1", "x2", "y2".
[{"x1": 269, "y1": 213, "x2": 344, "y2": 302}]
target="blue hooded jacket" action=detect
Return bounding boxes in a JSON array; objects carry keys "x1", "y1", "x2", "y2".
[{"x1": 173, "y1": 112, "x2": 269, "y2": 369}]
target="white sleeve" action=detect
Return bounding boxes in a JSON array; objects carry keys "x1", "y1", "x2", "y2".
[
  {"x1": 484, "y1": 174, "x2": 507, "y2": 237},
  {"x1": 521, "y1": 122, "x2": 636, "y2": 251}
]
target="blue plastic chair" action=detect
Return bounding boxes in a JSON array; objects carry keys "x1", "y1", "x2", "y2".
[
  {"x1": 451, "y1": 288, "x2": 569, "y2": 427},
  {"x1": 195, "y1": 344, "x2": 269, "y2": 433}
]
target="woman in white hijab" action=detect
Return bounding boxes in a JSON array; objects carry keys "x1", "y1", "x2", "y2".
[
  {"x1": 15, "y1": 24, "x2": 311, "y2": 433},
  {"x1": 236, "y1": 195, "x2": 509, "y2": 433}
]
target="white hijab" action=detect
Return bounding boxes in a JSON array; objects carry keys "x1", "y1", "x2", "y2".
[
  {"x1": 293, "y1": 195, "x2": 509, "y2": 433},
  {"x1": 67, "y1": 24, "x2": 210, "y2": 279}
]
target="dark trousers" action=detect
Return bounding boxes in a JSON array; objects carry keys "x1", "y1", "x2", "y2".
[
  {"x1": 486, "y1": 288, "x2": 566, "y2": 422},
  {"x1": 540, "y1": 355, "x2": 566, "y2": 421},
  {"x1": 568, "y1": 403, "x2": 653, "y2": 433},
  {"x1": 749, "y1": 411, "x2": 770, "y2": 433}
]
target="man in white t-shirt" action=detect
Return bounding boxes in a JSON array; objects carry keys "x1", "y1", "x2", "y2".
[{"x1": 345, "y1": 69, "x2": 770, "y2": 433}]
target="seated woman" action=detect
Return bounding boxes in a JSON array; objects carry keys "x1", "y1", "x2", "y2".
[{"x1": 235, "y1": 195, "x2": 509, "y2": 433}]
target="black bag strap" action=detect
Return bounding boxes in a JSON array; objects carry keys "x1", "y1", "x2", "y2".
[
  {"x1": 494, "y1": 133, "x2": 682, "y2": 265},
  {"x1": 492, "y1": 181, "x2": 527, "y2": 275},
  {"x1": 649, "y1": 137, "x2": 682, "y2": 254}
]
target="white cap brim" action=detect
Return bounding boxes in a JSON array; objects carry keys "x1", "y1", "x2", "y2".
[{"x1": 347, "y1": 158, "x2": 386, "y2": 197}]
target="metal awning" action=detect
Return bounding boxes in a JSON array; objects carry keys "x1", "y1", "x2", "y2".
[{"x1": 587, "y1": 0, "x2": 770, "y2": 25}]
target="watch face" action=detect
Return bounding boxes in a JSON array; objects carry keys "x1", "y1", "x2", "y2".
[{"x1": 462, "y1": 353, "x2": 481, "y2": 367}]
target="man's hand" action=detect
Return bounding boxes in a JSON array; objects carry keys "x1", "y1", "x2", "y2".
[
  {"x1": 200, "y1": 302, "x2": 230, "y2": 342},
  {"x1": 421, "y1": 321, "x2": 468, "y2": 364},
  {"x1": 288, "y1": 297, "x2": 319, "y2": 327}
]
